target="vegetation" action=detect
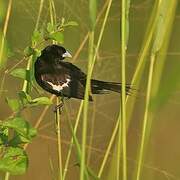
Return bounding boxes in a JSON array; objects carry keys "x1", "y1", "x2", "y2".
[{"x1": 0, "y1": 0, "x2": 179, "y2": 180}]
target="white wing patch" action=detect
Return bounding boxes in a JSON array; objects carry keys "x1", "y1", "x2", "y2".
[{"x1": 47, "y1": 78, "x2": 71, "y2": 92}]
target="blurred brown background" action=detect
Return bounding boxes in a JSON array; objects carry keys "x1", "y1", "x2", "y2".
[{"x1": 0, "y1": 0, "x2": 180, "y2": 179}]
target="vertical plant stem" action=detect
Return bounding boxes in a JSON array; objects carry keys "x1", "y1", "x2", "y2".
[
  {"x1": 4, "y1": 172, "x2": 10, "y2": 180},
  {"x1": 48, "y1": 1, "x2": 63, "y2": 179},
  {"x1": 98, "y1": 1, "x2": 160, "y2": 178},
  {"x1": 98, "y1": 120, "x2": 119, "y2": 177},
  {"x1": 89, "y1": 0, "x2": 113, "y2": 76},
  {"x1": 56, "y1": 98, "x2": 63, "y2": 180},
  {"x1": 135, "y1": 54, "x2": 155, "y2": 180},
  {"x1": 116, "y1": 118, "x2": 121, "y2": 179},
  {"x1": 22, "y1": 57, "x2": 32, "y2": 92},
  {"x1": 0, "y1": 0, "x2": 12, "y2": 99},
  {"x1": 119, "y1": 0, "x2": 127, "y2": 179},
  {"x1": 87, "y1": 99, "x2": 96, "y2": 164},
  {"x1": 80, "y1": 31, "x2": 94, "y2": 180},
  {"x1": 22, "y1": 0, "x2": 45, "y2": 93},
  {"x1": 126, "y1": 0, "x2": 159, "y2": 127},
  {"x1": 2, "y1": 1, "x2": 12, "y2": 179},
  {"x1": 35, "y1": 0, "x2": 44, "y2": 31},
  {"x1": 62, "y1": 101, "x2": 84, "y2": 180},
  {"x1": 0, "y1": 0, "x2": 12, "y2": 69}
]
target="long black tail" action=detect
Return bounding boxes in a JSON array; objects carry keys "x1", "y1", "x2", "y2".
[{"x1": 91, "y1": 79, "x2": 131, "y2": 94}]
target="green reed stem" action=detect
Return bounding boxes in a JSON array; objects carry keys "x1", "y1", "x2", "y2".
[
  {"x1": 56, "y1": 98, "x2": 63, "y2": 180},
  {"x1": 0, "y1": 0, "x2": 12, "y2": 70},
  {"x1": 80, "y1": 31, "x2": 94, "y2": 180},
  {"x1": 4, "y1": 172, "x2": 10, "y2": 180},
  {"x1": 35, "y1": 0, "x2": 44, "y2": 31},
  {"x1": 118, "y1": 0, "x2": 127, "y2": 178},
  {"x1": 0, "y1": 0, "x2": 12, "y2": 100},
  {"x1": 98, "y1": 1, "x2": 160, "y2": 178},
  {"x1": 135, "y1": 53, "x2": 155, "y2": 180},
  {"x1": 48, "y1": 1, "x2": 63, "y2": 179},
  {"x1": 87, "y1": 99, "x2": 96, "y2": 165},
  {"x1": 80, "y1": 1, "x2": 112, "y2": 177},
  {"x1": 22, "y1": 0, "x2": 45, "y2": 93},
  {"x1": 89, "y1": 0, "x2": 113, "y2": 76},
  {"x1": 62, "y1": 101, "x2": 84, "y2": 180},
  {"x1": 135, "y1": 1, "x2": 178, "y2": 179},
  {"x1": 2, "y1": 1, "x2": 12, "y2": 179}
]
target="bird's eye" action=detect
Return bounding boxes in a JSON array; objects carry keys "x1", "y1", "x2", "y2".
[{"x1": 62, "y1": 51, "x2": 72, "y2": 58}]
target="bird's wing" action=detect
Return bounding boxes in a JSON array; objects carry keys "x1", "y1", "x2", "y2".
[
  {"x1": 59, "y1": 61, "x2": 86, "y2": 80},
  {"x1": 40, "y1": 72, "x2": 71, "y2": 92}
]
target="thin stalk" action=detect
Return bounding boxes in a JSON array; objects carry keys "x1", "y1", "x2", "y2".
[
  {"x1": 49, "y1": 0, "x2": 56, "y2": 25},
  {"x1": 89, "y1": 0, "x2": 113, "y2": 76},
  {"x1": 34, "y1": 96, "x2": 55, "y2": 129},
  {"x1": 80, "y1": 3, "x2": 113, "y2": 176},
  {"x1": 97, "y1": 120, "x2": 119, "y2": 177},
  {"x1": 22, "y1": 57, "x2": 32, "y2": 92},
  {"x1": 22, "y1": 0, "x2": 45, "y2": 93},
  {"x1": 87, "y1": 99, "x2": 96, "y2": 164},
  {"x1": 62, "y1": 101, "x2": 84, "y2": 180},
  {"x1": 0, "y1": 0, "x2": 12, "y2": 69},
  {"x1": 135, "y1": 1, "x2": 178, "y2": 179},
  {"x1": 63, "y1": 2, "x2": 111, "y2": 177},
  {"x1": 126, "y1": 0, "x2": 160, "y2": 127},
  {"x1": 49, "y1": 0, "x2": 55, "y2": 26},
  {"x1": 98, "y1": 1, "x2": 160, "y2": 177},
  {"x1": 80, "y1": 31, "x2": 94, "y2": 180},
  {"x1": 0, "y1": 0, "x2": 12, "y2": 99},
  {"x1": 116, "y1": 118, "x2": 121, "y2": 179},
  {"x1": 56, "y1": 98, "x2": 63, "y2": 180},
  {"x1": 71, "y1": 0, "x2": 110, "y2": 64},
  {"x1": 23, "y1": 95, "x2": 55, "y2": 150},
  {"x1": 135, "y1": 54, "x2": 155, "y2": 180},
  {"x1": 4, "y1": 172, "x2": 10, "y2": 180},
  {"x1": 48, "y1": 1, "x2": 63, "y2": 179},
  {"x1": 2, "y1": 1, "x2": 12, "y2": 179},
  {"x1": 119, "y1": 0, "x2": 127, "y2": 179},
  {"x1": 35, "y1": 0, "x2": 44, "y2": 31}
]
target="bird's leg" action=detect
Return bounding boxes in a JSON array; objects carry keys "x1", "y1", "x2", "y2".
[
  {"x1": 53, "y1": 95, "x2": 64, "y2": 113},
  {"x1": 53, "y1": 96, "x2": 65, "y2": 133}
]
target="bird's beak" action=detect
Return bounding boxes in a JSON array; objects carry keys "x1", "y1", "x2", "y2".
[{"x1": 62, "y1": 51, "x2": 72, "y2": 58}]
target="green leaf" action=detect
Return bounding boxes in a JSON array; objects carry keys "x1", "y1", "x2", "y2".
[
  {"x1": 63, "y1": 21, "x2": 78, "y2": 27},
  {"x1": 30, "y1": 96, "x2": 52, "y2": 106},
  {"x1": 24, "y1": 46, "x2": 35, "y2": 57},
  {"x1": 0, "y1": 147, "x2": 28, "y2": 175},
  {"x1": 5, "y1": 98, "x2": 21, "y2": 112},
  {"x1": 18, "y1": 91, "x2": 32, "y2": 105},
  {"x1": 34, "y1": 48, "x2": 41, "y2": 57},
  {"x1": 10, "y1": 68, "x2": 31, "y2": 81},
  {"x1": 0, "y1": 126, "x2": 8, "y2": 145},
  {"x1": 48, "y1": 31, "x2": 64, "y2": 43},
  {"x1": 89, "y1": 0, "x2": 97, "y2": 29},
  {"x1": 3, "y1": 117, "x2": 37, "y2": 142},
  {"x1": 47, "y1": 22, "x2": 55, "y2": 33},
  {"x1": 31, "y1": 30, "x2": 42, "y2": 45},
  {"x1": 151, "y1": 1, "x2": 171, "y2": 53}
]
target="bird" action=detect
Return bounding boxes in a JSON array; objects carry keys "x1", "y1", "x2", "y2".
[{"x1": 34, "y1": 44, "x2": 131, "y2": 102}]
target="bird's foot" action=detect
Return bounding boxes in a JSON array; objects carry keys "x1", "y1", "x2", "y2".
[{"x1": 53, "y1": 102, "x2": 64, "y2": 114}]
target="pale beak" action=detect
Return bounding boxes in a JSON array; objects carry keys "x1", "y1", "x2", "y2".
[{"x1": 62, "y1": 51, "x2": 72, "y2": 58}]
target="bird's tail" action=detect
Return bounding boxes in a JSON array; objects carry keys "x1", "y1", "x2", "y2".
[{"x1": 91, "y1": 79, "x2": 131, "y2": 94}]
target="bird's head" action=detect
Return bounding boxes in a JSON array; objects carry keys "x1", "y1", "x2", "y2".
[{"x1": 41, "y1": 44, "x2": 72, "y2": 61}]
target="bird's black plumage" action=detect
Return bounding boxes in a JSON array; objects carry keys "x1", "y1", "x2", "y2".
[{"x1": 34, "y1": 44, "x2": 131, "y2": 100}]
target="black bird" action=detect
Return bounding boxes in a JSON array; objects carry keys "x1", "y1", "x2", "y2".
[{"x1": 34, "y1": 44, "x2": 131, "y2": 101}]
